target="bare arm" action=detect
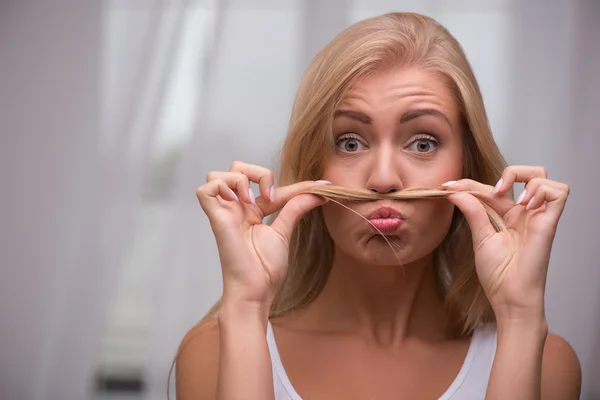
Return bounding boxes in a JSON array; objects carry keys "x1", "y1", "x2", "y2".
[
  {"x1": 541, "y1": 332, "x2": 581, "y2": 400},
  {"x1": 175, "y1": 305, "x2": 274, "y2": 400},
  {"x1": 485, "y1": 319, "x2": 581, "y2": 400},
  {"x1": 192, "y1": 165, "x2": 326, "y2": 398},
  {"x1": 216, "y1": 302, "x2": 274, "y2": 400},
  {"x1": 175, "y1": 320, "x2": 220, "y2": 400},
  {"x1": 447, "y1": 169, "x2": 578, "y2": 399},
  {"x1": 486, "y1": 319, "x2": 548, "y2": 400}
]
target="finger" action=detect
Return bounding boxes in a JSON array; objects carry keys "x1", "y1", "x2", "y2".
[
  {"x1": 442, "y1": 178, "x2": 495, "y2": 193},
  {"x1": 229, "y1": 161, "x2": 275, "y2": 202},
  {"x1": 207, "y1": 171, "x2": 254, "y2": 204},
  {"x1": 447, "y1": 192, "x2": 497, "y2": 248},
  {"x1": 523, "y1": 185, "x2": 569, "y2": 219},
  {"x1": 270, "y1": 194, "x2": 327, "y2": 243},
  {"x1": 494, "y1": 165, "x2": 547, "y2": 195},
  {"x1": 442, "y1": 179, "x2": 514, "y2": 216},
  {"x1": 514, "y1": 178, "x2": 570, "y2": 206},
  {"x1": 255, "y1": 180, "x2": 331, "y2": 216},
  {"x1": 196, "y1": 179, "x2": 239, "y2": 212}
]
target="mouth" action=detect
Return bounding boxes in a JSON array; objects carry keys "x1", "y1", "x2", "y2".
[{"x1": 367, "y1": 206, "x2": 403, "y2": 235}]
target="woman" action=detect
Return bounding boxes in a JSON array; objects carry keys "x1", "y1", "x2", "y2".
[{"x1": 176, "y1": 12, "x2": 581, "y2": 399}]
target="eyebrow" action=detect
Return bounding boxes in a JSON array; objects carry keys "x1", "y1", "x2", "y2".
[
  {"x1": 333, "y1": 110, "x2": 371, "y2": 123},
  {"x1": 334, "y1": 108, "x2": 451, "y2": 127},
  {"x1": 400, "y1": 109, "x2": 451, "y2": 127}
]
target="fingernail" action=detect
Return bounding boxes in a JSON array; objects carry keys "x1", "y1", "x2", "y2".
[
  {"x1": 494, "y1": 178, "x2": 503, "y2": 193},
  {"x1": 516, "y1": 189, "x2": 527, "y2": 204},
  {"x1": 248, "y1": 187, "x2": 256, "y2": 205},
  {"x1": 269, "y1": 186, "x2": 275, "y2": 202},
  {"x1": 526, "y1": 196, "x2": 535, "y2": 210},
  {"x1": 229, "y1": 188, "x2": 239, "y2": 202},
  {"x1": 315, "y1": 180, "x2": 332, "y2": 185},
  {"x1": 442, "y1": 180, "x2": 457, "y2": 187}
]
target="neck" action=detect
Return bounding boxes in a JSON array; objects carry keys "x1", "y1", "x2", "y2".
[{"x1": 303, "y1": 248, "x2": 451, "y2": 344}]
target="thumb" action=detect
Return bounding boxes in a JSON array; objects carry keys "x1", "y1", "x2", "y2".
[
  {"x1": 447, "y1": 192, "x2": 497, "y2": 247},
  {"x1": 270, "y1": 193, "x2": 327, "y2": 242}
]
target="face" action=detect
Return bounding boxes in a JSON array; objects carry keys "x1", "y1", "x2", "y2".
[{"x1": 322, "y1": 67, "x2": 464, "y2": 266}]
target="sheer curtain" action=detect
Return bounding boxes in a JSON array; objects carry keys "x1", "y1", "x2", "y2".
[{"x1": 1, "y1": 1, "x2": 598, "y2": 400}]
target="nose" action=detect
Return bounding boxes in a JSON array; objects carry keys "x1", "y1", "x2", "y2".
[{"x1": 366, "y1": 146, "x2": 404, "y2": 194}]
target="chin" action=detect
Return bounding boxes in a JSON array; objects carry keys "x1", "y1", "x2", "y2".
[{"x1": 347, "y1": 234, "x2": 425, "y2": 266}]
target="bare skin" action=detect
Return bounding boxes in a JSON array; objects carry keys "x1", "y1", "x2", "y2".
[
  {"x1": 177, "y1": 67, "x2": 581, "y2": 400},
  {"x1": 266, "y1": 68, "x2": 469, "y2": 399}
]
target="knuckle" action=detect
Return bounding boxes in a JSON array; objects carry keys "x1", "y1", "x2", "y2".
[
  {"x1": 526, "y1": 177, "x2": 542, "y2": 188},
  {"x1": 230, "y1": 160, "x2": 243, "y2": 171},
  {"x1": 556, "y1": 182, "x2": 570, "y2": 194},
  {"x1": 265, "y1": 170, "x2": 275, "y2": 182},
  {"x1": 213, "y1": 178, "x2": 225, "y2": 187},
  {"x1": 536, "y1": 166, "x2": 548, "y2": 177},
  {"x1": 234, "y1": 173, "x2": 249, "y2": 185}
]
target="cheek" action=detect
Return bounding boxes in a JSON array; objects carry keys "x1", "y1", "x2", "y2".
[
  {"x1": 322, "y1": 156, "x2": 368, "y2": 188},
  {"x1": 412, "y1": 155, "x2": 463, "y2": 187},
  {"x1": 322, "y1": 165, "x2": 352, "y2": 186},
  {"x1": 442, "y1": 147, "x2": 464, "y2": 179},
  {"x1": 414, "y1": 199, "x2": 456, "y2": 245},
  {"x1": 321, "y1": 202, "x2": 364, "y2": 251},
  {"x1": 322, "y1": 202, "x2": 352, "y2": 234}
]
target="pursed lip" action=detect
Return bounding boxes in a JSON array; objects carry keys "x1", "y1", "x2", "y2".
[
  {"x1": 367, "y1": 206, "x2": 402, "y2": 220},
  {"x1": 366, "y1": 206, "x2": 404, "y2": 235}
]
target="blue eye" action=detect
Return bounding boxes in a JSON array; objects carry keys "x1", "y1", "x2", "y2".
[{"x1": 336, "y1": 135, "x2": 366, "y2": 152}]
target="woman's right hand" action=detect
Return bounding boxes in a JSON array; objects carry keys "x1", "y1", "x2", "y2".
[{"x1": 196, "y1": 161, "x2": 328, "y2": 312}]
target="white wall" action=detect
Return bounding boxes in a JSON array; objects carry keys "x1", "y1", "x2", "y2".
[
  {"x1": 508, "y1": 1, "x2": 600, "y2": 397},
  {"x1": 0, "y1": 1, "x2": 106, "y2": 399}
]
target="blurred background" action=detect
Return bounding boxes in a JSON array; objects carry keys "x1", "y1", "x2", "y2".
[{"x1": 1, "y1": 0, "x2": 599, "y2": 399}]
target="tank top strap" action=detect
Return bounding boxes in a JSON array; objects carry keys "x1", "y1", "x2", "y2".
[
  {"x1": 266, "y1": 320, "x2": 497, "y2": 400},
  {"x1": 441, "y1": 324, "x2": 498, "y2": 399},
  {"x1": 267, "y1": 320, "x2": 302, "y2": 400}
]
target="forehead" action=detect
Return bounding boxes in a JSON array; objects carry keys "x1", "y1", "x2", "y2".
[{"x1": 339, "y1": 67, "x2": 458, "y2": 115}]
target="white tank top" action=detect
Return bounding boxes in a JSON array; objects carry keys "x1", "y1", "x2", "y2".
[{"x1": 266, "y1": 321, "x2": 497, "y2": 399}]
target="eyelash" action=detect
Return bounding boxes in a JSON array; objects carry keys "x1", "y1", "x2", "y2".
[
  {"x1": 407, "y1": 133, "x2": 441, "y2": 155},
  {"x1": 335, "y1": 133, "x2": 365, "y2": 145},
  {"x1": 411, "y1": 133, "x2": 440, "y2": 146},
  {"x1": 335, "y1": 133, "x2": 441, "y2": 151},
  {"x1": 334, "y1": 133, "x2": 367, "y2": 154}
]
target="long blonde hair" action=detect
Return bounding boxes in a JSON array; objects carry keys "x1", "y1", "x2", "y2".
[
  {"x1": 171, "y1": 11, "x2": 508, "y2": 395},
  {"x1": 274, "y1": 11, "x2": 507, "y2": 333}
]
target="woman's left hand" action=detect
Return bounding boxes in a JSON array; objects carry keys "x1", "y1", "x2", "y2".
[{"x1": 444, "y1": 165, "x2": 570, "y2": 325}]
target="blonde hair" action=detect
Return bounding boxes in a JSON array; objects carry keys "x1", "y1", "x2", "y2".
[
  {"x1": 170, "y1": 11, "x2": 508, "y2": 394},
  {"x1": 275, "y1": 12, "x2": 507, "y2": 333}
]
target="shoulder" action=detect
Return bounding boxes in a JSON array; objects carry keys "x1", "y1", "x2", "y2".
[
  {"x1": 175, "y1": 318, "x2": 220, "y2": 400},
  {"x1": 541, "y1": 332, "x2": 581, "y2": 400}
]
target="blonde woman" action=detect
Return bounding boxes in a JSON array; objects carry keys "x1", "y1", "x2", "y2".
[{"x1": 176, "y1": 12, "x2": 581, "y2": 400}]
